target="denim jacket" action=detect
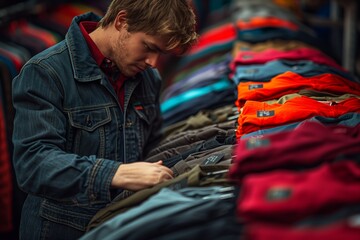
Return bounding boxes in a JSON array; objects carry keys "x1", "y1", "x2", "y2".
[{"x1": 12, "y1": 12, "x2": 163, "y2": 232}]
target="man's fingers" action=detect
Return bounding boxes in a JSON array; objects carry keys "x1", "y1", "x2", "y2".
[
  {"x1": 155, "y1": 160, "x2": 163, "y2": 165},
  {"x1": 160, "y1": 166, "x2": 173, "y2": 177}
]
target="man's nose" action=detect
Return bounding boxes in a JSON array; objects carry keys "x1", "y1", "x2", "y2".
[{"x1": 145, "y1": 52, "x2": 160, "y2": 67}]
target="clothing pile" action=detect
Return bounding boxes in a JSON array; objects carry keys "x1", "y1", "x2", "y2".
[{"x1": 81, "y1": 0, "x2": 360, "y2": 239}]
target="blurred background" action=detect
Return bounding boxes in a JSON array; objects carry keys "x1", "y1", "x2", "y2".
[{"x1": 1, "y1": 1, "x2": 359, "y2": 239}]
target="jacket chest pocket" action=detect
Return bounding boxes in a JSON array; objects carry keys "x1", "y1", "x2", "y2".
[
  {"x1": 67, "y1": 107, "x2": 112, "y2": 157},
  {"x1": 133, "y1": 103, "x2": 157, "y2": 125}
]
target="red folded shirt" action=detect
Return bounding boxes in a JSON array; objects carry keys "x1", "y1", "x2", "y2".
[
  {"x1": 230, "y1": 47, "x2": 345, "y2": 77},
  {"x1": 236, "y1": 159, "x2": 360, "y2": 223},
  {"x1": 231, "y1": 121, "x2": 360, "y2": 179},
  {"x1": 246, "y1": 217, "x2": 360, "y2": 240}
]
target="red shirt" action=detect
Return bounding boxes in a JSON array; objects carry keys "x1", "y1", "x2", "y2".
[
  {"x1": 230, "y1": 47, "x2": 346, "y2": 74},
  {"x1": 79, "y1": 21, "x2": 125, "y2": 108}
]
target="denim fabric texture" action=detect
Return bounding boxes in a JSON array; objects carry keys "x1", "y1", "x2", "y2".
[{"x1": 12, "y1": 12, "x2": 163, "y2": 239}]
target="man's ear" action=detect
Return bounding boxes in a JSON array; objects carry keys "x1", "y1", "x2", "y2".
[{"x1": 114, "y1": 10, "x2": 127, "y2": 31}]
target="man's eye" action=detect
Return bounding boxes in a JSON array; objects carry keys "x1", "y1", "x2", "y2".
[{"x1": 144, "y1": 44, "x2": 157, "y2": 52}]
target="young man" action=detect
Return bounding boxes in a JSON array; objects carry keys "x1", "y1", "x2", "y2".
[{"x1": 12, "y1": 0, "x2": 198, "y2": 239}]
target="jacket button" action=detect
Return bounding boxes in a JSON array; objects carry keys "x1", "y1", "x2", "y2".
[
  {"x1": 90, "y1": 194, "x2": 96, "y2": 201},
  {"x1": 85, "y1": 115, "x2": 92, "y2": 127}
]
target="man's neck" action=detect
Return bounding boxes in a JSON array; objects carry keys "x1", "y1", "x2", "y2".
[{"x1": 89, "y1": 26, "x2": 112, "y2": 60}]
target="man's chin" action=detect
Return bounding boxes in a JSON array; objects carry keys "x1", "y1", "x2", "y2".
[
  {"x1": 121, "y1": 69, "x2": 137, "y2": 78},
  {"x1": 121, "y1": 65, "x2": 147, "y2": 77},
  {"x1": 126, "y1": 71, "x2": 140, "y2": 77}
]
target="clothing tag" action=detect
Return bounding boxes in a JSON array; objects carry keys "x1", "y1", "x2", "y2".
[
  {"x1": 333, "y1": 127, "x2": 349, "y2": 135},
  {"x1": 257, "y1": 110, "x2": 275, "y2": 117},
  {"x1": 201, "y1": 153, "x2": 225, "y2": 165},
  {"x1": 242, "y1": 54, "x2": 253, "y2": 59},
  {"x1": 244, "y1": 68, "x2": 259, "y2": 74},
  {"x1": 133, "y1": 101, "x2": 144, "y2": 111},
  {"x1": 348, "y1": 214, "x2": 360, "y2": 227},
  {"x1": 248, "y1": 83, "x2": 263, "y2": 90},
  {"x1": 266, "y1": 187, "x2": 292, "y2": 202},
  {"x1": 246, "y1": 138, "x2": 270, "y2": 150},
  {"x1": 318, "y1": 100, "x2": 337, "y2": 106}
]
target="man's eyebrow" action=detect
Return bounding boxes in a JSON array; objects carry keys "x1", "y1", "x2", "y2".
[{"x1": 147, "y1": 42, "x2": 167, "y2": 54}]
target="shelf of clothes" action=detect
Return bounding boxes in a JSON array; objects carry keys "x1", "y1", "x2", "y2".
[
  {"x1": 79, "y1": 0, "x2": 360, "y2": 239},
  {"x1": 0, "y1": 1, "x2": 109, "y2": 238}
]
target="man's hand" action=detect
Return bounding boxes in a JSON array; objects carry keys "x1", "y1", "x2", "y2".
[{"x1": 111, "y1": 160, "x2": 174, "y2": 191}]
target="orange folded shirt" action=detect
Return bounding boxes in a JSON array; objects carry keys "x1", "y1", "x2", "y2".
[
  {"x1": 236, "y1": 96, "x2": 360, "y2": 138},
  {"x1": 236, "y1": 71, "x2": 360, "y2": 108}
]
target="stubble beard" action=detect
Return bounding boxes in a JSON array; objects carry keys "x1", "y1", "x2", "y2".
[{"x1": 115, "y1": 31, "x2": 134, "y2": 77}]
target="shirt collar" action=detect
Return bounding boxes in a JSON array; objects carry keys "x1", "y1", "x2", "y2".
[{"x1": 79, "y1": 21, "x2": 117, "y2": 73}]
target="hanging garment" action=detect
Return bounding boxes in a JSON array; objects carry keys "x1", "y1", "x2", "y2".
[{"x1": 0, "y1": 100, "x2": 13, "y2": 233}]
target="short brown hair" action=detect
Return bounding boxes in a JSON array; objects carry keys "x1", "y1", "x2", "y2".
[{"x1": 99, "y1": 0, "x2": 198, "y2": 54}]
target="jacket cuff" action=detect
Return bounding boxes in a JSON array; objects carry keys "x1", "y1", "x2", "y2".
[{"x1": 88, "y1": 158, "x2": 121, "y2": 203}]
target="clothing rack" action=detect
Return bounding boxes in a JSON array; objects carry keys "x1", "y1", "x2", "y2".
[
  {"x1": 0, "y1": 2, "x2": 106, "y2": 239},
  {"x1": 0, "y1": 1, "x2": 47, "y2": 26},
  {"x1": 332, "y1": 0, "x2": 358, "y2": 74},
  {"x1": 301, "y1": 0, "x2": 359, "y2": 75}
]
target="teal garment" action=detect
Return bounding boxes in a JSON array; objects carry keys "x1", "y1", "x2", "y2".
[
  {"x1": 80, "y1": 186, "x2": 238, "y2": 240},
  {"x1": 241, "y1": 113, "x2": 360, "y2": 139},
  {"x1": 160, "y1": 78, "x2": 233, "y2": 113},
  {"x1": 232, "y1": 59, "x2": 360, "y2": 84}
]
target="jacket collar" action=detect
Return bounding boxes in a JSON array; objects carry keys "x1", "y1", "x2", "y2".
[
  {"x1": 65, "y1": 12, "x2": 142, "y2": 97},
  {"x1": 66, "y1": 12, "x2": 103, "y2": 82}
]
